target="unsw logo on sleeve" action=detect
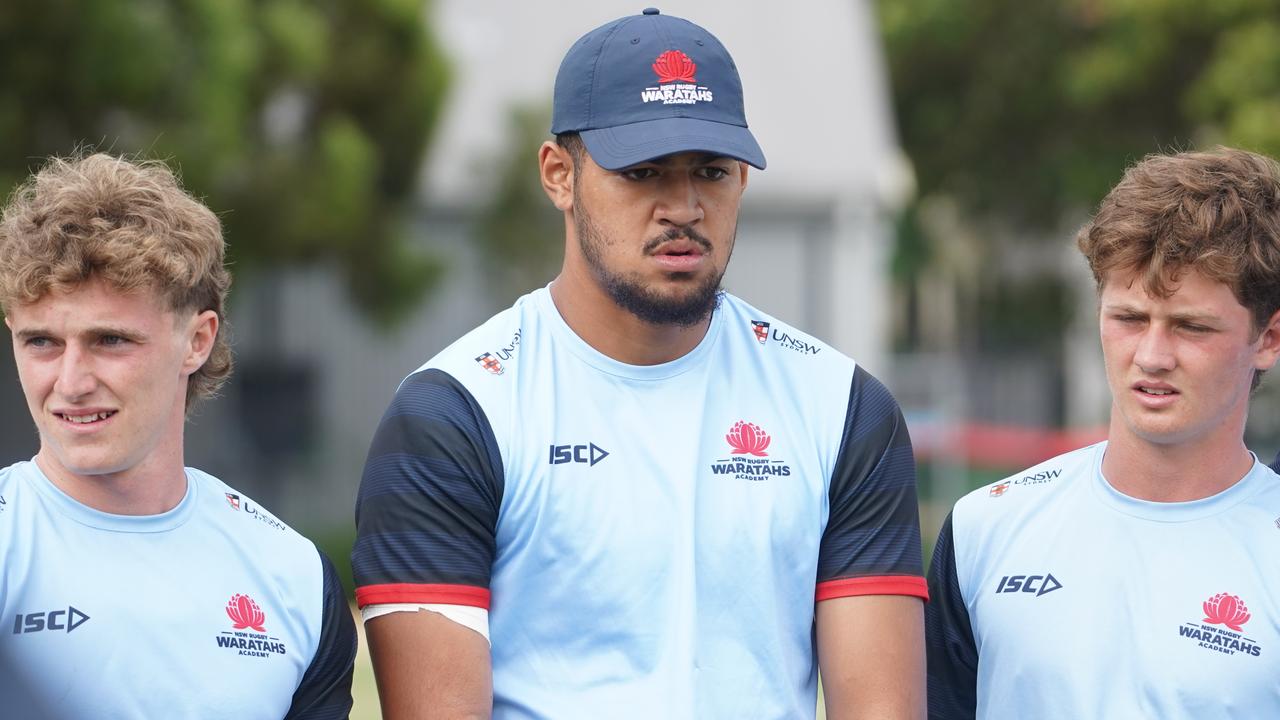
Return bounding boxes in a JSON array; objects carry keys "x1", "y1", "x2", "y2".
[
  {"x1": 710, "y1": 421, "x2": 792, "y2": 481},
  {"x1": 224, "y1": 493, "x2": 288, "y2": 532},
  {"x1": 216, "y1": 594, "x2": 287, "y2": 658},
  {"x1": 748, "y1": 319, "x2": 821, "y2": 355},
  {"x1": 475, "y1": 329, "x2": 522, "y2": 376}
]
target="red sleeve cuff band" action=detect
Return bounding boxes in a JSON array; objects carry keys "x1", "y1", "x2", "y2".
[
  {"x1": 816, "y1": 575, "x2": 929, "y2": 602},
  {"x1": 355, "y1": 583, "x2": 491, "y2": 609}
]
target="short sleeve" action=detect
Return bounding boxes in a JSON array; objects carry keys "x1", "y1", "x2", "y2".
[
  {"x1": 283, "y1": 550, "x2": 357, "y2": 720},
  {"x1": 815, "y1": 366, "x2": 928, "y2": 601},
  {"x1": 352, "y1": 368, "x2": 504, "y2": 609},
  {"x1": 925, "y1": 512, "x2": 978, "y2": 719}
]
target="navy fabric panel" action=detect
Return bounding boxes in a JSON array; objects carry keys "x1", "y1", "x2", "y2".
[
  {"x1": 1271, "y1": 450, "x2": 1279, "y2": 475},
  {"x1": 818, "y1": 365, "x2": 925, "y2": 583},
  {"x1": 284, "y1": 550, "x2": 357, "y2": 720},
  {"x1": 925, "y1": 513, "x2": 978, "y2": 720},
  {"x1": 353, "y1": 368, "x2": 503, "y2": 590}
]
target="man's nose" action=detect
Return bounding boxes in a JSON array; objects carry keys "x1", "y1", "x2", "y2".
[
  {"x1": 54, "y1": 344, "x2": 98, "y2": 399},
  {"x1": 654, "y1": 174, "x2": 705, "y2": 228}
]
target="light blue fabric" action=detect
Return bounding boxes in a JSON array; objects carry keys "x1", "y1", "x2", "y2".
[
  {"x1": 951, "y1": 442, "x2": 1280, "y2": 719},
  {"x1": 0, "y1": 461, "x2": 325, "y2": 719}
]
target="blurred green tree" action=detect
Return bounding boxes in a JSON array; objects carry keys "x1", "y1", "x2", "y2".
[
  {"x1": 879, "y1": 0, "x2": 1280, "y2": 359},
  {"x1": 0, "y1": 0, "x2": 450, "y2": 325},
  {"x1": 474, "y1": 106, "x2": 564, "y2": 301},
  {"x1": 880, "y1": 0, "x2": 1280, "y2": 227}
]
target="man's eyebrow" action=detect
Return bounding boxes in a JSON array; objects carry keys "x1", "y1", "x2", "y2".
[
  {"x1": 1102, "y1": 304, "x2": 1220, "y2": 323},
  {"x1": 1102, "y1": 303, "x2": 1144, "y2": 314},
  {"x1": 13, "y1": 326, "x2": 147, "y2": 341},
  {"x1": 12, "y1": 328, "x2": 51, "y2": 341}
]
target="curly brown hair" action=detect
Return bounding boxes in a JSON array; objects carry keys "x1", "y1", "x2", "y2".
[
  {"x1": 0, "y1": 153, "x2": 233, "y2": 407},
  {"x1": 1077, "y1": 147, "x2": 1280, "y2": 334}
]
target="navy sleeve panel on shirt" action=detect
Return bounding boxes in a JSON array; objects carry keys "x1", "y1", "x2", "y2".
[
  {"x1": 284, "y1": 550, "x2": 357, "y2": 720},
  {"x1": 352, "y1": 368, "x2": 504, "y2": 608},
  {"x1": 816, "y1": 365, "x2": 928, "y2": 600},
  {"x1": 1270, "y1": 450, "x2": 1279, "y2": 474},
  {"x1": 925, "y1": 512, "x2": 978, "y2": 720}
]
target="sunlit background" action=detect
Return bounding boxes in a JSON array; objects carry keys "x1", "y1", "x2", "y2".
[{"x1": 4, "y1": 0, "x2": 1279, "y2": 717}]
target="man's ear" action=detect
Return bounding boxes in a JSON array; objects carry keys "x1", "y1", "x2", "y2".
[
  {"x1": 1254, "y1": 306, "x2": 1280, "y2": 372},
  {"x1": 539, "y1": 141, "x2": 575, "y2": 212},
  {"x1": 182, "y1": 310, "x2": 219, "y2": 376}
]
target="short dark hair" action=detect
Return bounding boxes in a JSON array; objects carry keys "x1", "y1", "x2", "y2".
[{"x1": 556, "y1": 132, "x2": 585, "y2": 168}]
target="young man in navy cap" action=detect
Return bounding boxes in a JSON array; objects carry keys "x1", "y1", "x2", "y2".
[{"x1": 354, "y1": 9, "x2": 928, "y2": 718}]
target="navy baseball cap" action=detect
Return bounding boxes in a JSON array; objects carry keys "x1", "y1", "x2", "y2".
[{"x1": 551, "y1": 8, "x2": 766, "y2": 171}]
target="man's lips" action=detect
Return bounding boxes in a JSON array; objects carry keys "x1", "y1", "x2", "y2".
[
  {"x1": 54, "y1": 409, "x2": 117, "y2": 426},
  {"x1": 650, "y1": 240, "x2": 706, "y2": 271},
  {"x1": 1131, "y1": 381, "x2": 1178, "y2": 406}
]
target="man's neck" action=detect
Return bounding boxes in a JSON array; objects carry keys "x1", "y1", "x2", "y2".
[
  {"x1": 35, "y1": 446, "x2": 188, "y2": 517},
  {"x1": 548, "y1": 271, "x2": 713, "y2": 366},
  {"x1": 1099, "y1": 416, "x2": 1254, "y2": 503}
]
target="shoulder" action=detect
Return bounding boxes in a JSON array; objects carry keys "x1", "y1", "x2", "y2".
[
  {"x1": 716, "y1": 293, "x2": 857, "y2": 375},
  {"x1": 412, "y1": 291, "x2": 533, "y2": 386},
  {"x1": 0, "y1": 459, "x2": 24, "y2": 497},
  {"x1": 189, "y1": 469, "x2": 320, "y2": 565},
  {"x1": 0, "y1": 461, "x2": 30, "y2": 531},
  {"x1": 951, "y1": 443, "x2": 1101, "y2": 538}
]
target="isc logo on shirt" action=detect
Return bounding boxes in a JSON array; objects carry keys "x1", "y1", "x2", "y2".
[
  {"x1": 12, "y1": 606, "x2": 90, "y2": 634},
  {"x1": 548, "y1": 443, "x2": 609, "y2": 467},
  {"x1": 995, "y1": 573, "x2": 1063, "y2": 597}
]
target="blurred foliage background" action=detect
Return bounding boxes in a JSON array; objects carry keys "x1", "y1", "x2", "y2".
[
  {"x1": 880, "y1": 0, "x2": 1280, "y2": 355},
  {"x1": 3, "y1": 1, "x2": 1280, "y2": 717},
  {"x1": 0, "y1": 0, "x2": 450, "y2": 325}
]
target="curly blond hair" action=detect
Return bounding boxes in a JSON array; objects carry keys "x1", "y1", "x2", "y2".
[{"x1": 0, "y1": 153, "x2": 233, "y2": 406}]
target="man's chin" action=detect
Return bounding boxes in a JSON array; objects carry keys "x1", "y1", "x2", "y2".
[{"x1": 621, "y1": 290, "x2": 720, "y2": 327}]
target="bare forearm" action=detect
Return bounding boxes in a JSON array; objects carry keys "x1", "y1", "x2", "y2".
[
  {"x1": 817, "y1": 595, "x2": 926, "y2": 719},
  {"x1": 367, "y1": 610, "x2": 493, "y2": 720}
]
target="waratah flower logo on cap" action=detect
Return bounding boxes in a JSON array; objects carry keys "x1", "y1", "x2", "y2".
[{"x1": 652, "y1": 50, "x2": 697, "y2": 84}]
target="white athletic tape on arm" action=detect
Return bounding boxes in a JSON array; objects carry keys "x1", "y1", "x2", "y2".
[{"x1": 360, "y1": 603, "x2": 490, "y2": 644}]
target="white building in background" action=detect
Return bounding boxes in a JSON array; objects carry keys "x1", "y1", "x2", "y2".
[{"x1": 195, "y1": 0, "x2": 911, "y2": 528}]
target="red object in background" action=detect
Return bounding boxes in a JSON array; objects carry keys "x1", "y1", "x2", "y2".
[{"x1": 913, "y1": 421, "x2": 1108, "y2": 469}]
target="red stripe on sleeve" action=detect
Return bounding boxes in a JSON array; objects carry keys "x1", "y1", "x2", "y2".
[
  {"x1": 816, "y1": 576, "x2": 929, "y2": 602},
  {"x1": 355, "y1": 583, "x2": 491, "y2": 609}
]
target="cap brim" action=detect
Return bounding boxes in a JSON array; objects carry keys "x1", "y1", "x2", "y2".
[{"x1": 580, "y1": 117, "x2": 766, "y2": 171}]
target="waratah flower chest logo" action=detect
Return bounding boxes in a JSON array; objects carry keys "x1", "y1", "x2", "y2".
[
  {"x1": 710, "y1": 421, "x2": 792, "y2": 481},
  {"x1": 642, "y1": 50, "x2": 712, "y2": 105},
  {"x1": 1178, "y1": 592, "x2": 1262, "y2": 657},
  {"x1": 216, "y1": 594, "x2": 287, "y2": 659}
]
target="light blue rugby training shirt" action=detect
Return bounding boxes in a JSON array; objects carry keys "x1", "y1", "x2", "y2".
[
  {"x1": 0, "y1": 461, "x2": 356, "y2": 720},
  {"x1": 928, "y1": 442, "x2": 1280, "y2": 719},
  {"x1": 355, "y1": 287, "x2": 927, "y2": 719}
]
